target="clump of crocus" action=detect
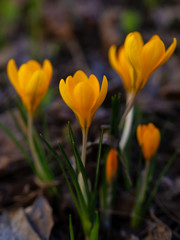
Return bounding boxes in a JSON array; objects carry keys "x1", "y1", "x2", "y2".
[
  {"x1": 131, "y1": 123, "x2": 161, "y2": 228},
  {"x1": 7, "y1": 59, "x2": 53, "y2": 114},
  {"x1": 7, "y1": 59, "x2": 53, "y2": 182},
  {"x1": 59, "y1": 70, "x2": 108, "y2": 166},
  {"x1": 58, "y1": 70, "x2": 108, "y2": 239},
  {"x1": 106, "y1": 148, "x2": 118, "y2": 184},
  {"x1": 109, "y1": 32, "x2": 176, "y2": 95},
  {"x1": 137, "y1": 123, "x2": 161, "y2": 162}
]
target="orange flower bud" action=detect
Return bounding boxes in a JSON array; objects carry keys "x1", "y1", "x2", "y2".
[
  {"x1": 109, "y1": 32, "x2": 176, "y2": 94},
  {"x1": 106, "y1": 149, "x2": 118, "y2": 184},
  {"x1": 137, "y1": 123, "x2": 160, "y2": 162},
  {"x1": 59, "y1": 70, "x2": 108, "y2": 130},
  {"x1": 7, "y1": 59, "x2": 53, "y2": 114}
]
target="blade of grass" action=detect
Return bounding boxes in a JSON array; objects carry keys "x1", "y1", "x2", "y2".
[
  {"x1": 8, "y1": 107, "x2": 28, "y2": 143},
  {"x1": 40, "y1": 134, "x2": 81, "y2": 215},
  {"x1": 94, "y1": 127, "x2": 104, "y2": 199},
  {"x1": 69, "y1": 214, "x2": 75, "y2": 240},
  {"x1": 146, "y1": 152, "x2": 177, "y2": 209},
  {"x1": 0, "y1": 122, "x2": 32, "y2": 167},
  {"x1": 90, "y1": 211, "x2": 99, "y2": 240},
  {"x1": 58, "y1": 142, "x2": 88, "y2": 216}
]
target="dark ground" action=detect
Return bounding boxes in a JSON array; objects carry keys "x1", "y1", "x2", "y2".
[{"x1": 0, "y1": 0, "x2": 180, "y2": 239}]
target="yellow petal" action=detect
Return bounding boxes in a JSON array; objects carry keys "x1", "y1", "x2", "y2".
[
  {"x1": 91, "y1": 75, "x2": 108, "y2": 116},
  {"x1": 26, "y1": 60, "x2": 41, "y2": 72},
  {"x1": 24, "y1": 70, "x2": 48, "y2": 113},
  {"x1": 73, "y1": 82, "x2": 96, "y2": 129},
  {"x1": 7, "y1": 59, "x2": 20, "y2": 95},
  {"x1": 66, "y1": 70, "x2": 88, "y2": 96},
  {"x1": 124, "y1": 32, "x2": 143, "y2": 71},
  {"x1": 108, "y1": 45, "x2": 121, "y2": 74},
  {"x1": 59, "y1": 79, "x2": 75, "y2": 111},
  {"x1": 137, "y1": 125, "x2": 143, "y2": 145},
  {"x1": 73, "y1": 70, "x2": 88, "y2": 84},
  {"x1": 74, "y1": 81, "x2": 96, "y2": 113},
  {"x1": 18, "y1": 64, "x2": 33, "y2": 90},
  {"x1": 43, "y1": 59, "x2": 53, "y2": 82},
  {"x1": 141, "y1": 35, "x2": 165, "y2": 88},
  {"x1": 88, "y1": 74, "x2": 100, "y2": 100},
  {"x1": 155, "y1": 38, "x2": 177, "y2": 68},
  {"x1": 117, "y1": 46, "x2": 132, "y2": 91}
]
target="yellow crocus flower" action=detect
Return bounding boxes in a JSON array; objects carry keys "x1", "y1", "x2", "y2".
[
  {"x1": 109, "y1": 32, "x2": 177, "y2": 93},
  {"x1": 106, "y1": 148, "x2": 118, "y2": 184},
  {"x1": 7, "y1": 59, "x2": 53, "y2": 114},
  {"x1": 59, "y1": 70, "x2": 108, "y2": 130},
  {"x1": 137, "y1": 123, "x2": 160, "y2": 162}
]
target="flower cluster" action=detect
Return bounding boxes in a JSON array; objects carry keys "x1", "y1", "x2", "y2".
[
  {"x1": 109, "y1": 32, "x2": 176, "y2": 94},
  {"x1": 5, "y1": 31, "x2": 177, "y2": 237}
]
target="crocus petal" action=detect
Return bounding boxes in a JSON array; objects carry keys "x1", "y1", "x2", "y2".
[
  {"x1": 91, "y1": 75, "x2": 108, "y2": 116},
  {"x1": 88, "y1": 74, "x2": 100, "y2": 100},
  {"x1": 26, "y1": 60, "x2": 41, "y2": 73},
  {"x1": 117, "y1": 46, "x2": 132, "y2": 91},
  {"x1": 74, "y1": 82, "x2": 96, "y2": 113},
  {"x1": 154, "y1": 38, "x2": 177, "y2": 68},
  {"x1": 43, "y1": 59, "x2": 53, "y2": 82},
  {"x1": 7, "y1": 59, "x2": 20, "y2": 95},
  {"x1": 18, "y1": 64, "x2": 34, "y2": 91},
  {"x1": 137, "y1": 125, "x2": 143, "y2": 146},
  {"x1": 59, "y1": 79, "x2": 76, "y2": 111},
  {"x1": 24, "y1": 70, "x2": 47, "y2": 113},
  {"x1": 109, "y1": 45, "x2": 121, "y2": 75},
  {"x1": 141, "y1": 35, "x2": 165, "y2": 88},
  {"x1": 26, "y1": 70, "x2": 47, "y2": 95},
  {"x1": 124, "y1": 32, "x2": 143, "y2": 71}
]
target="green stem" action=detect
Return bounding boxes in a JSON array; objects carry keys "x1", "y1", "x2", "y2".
[
  {"x1": 27, "y1": 113, "x2": 46, "y2": 181},
  {"x1": 81, "y1": 129, "x2": 88, "y2": 167},
  {"x1": 119, "y1": 93, "x2": 136, "y2": 131},
  {"x1": 119, "y1": 106, "x2": 134, "y2": 150},
  {"x1": 139, "y1": 161, "x2": 150, "y2": 204},
  {"x1": 131, "y1": 161, "x2": 150, "y2": 228},
  {"x1": 78, "y1": 128, "x2": 88, "y2": 203}
]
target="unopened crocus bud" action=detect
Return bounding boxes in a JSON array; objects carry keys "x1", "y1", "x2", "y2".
[
  {"x1": 106, "y1": 149, "x2": 118, "y2": 184},
  {"x1": 137, "y1": 123, "x2": 160, "y2": 162}
]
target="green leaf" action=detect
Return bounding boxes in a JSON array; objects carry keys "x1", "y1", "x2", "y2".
[
  {"x1": 40, "y1": 134, "x2": 81, "y2": 215},
  {"x1": 90, "y1": 211, "x2": 99, "y2": 240},
  {"x1": 33, "y1": 133, "x2": 54, "y2": 182},
  {"x1": 94, "y1": 127, "x2": 104, "y2": 199},
  {"x1": 8, "y1": 107, "x2": 28, "y2": 144},
  {"x1": 68, "y1": 122, "x2": 91, "y2": 206},
  {"x1": 0, "y1": 122, "x2": 32, "y2": 168},
  {"x1": 58, "y1": 142, "x2": 88, "y2": 215},
  {"x1": 146, "y1": 152, "x2": 177, "y2": 209},
  {"x1": 69, "y1": 214, "x2": 74, "y2": 240}
]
